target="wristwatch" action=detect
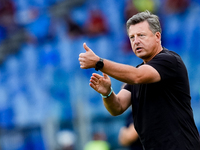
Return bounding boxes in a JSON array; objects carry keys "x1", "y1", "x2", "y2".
[{"x1": 95, "y1": 58, "x2": 104, "y2": 71}]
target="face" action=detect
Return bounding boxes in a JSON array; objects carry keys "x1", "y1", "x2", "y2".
[{"x1": 128, "y1": 21, "x2": 161, "y2": 62}]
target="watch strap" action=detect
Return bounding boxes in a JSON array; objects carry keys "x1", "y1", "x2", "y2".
[{"x1": 100, "y1": 87, "x2": 113, "y2": 98}]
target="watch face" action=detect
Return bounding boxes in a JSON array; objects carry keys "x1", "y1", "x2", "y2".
[
  {"x1": 95, "y1": 58, "x2": 104, "y2": 71},
  {"x1": 97, "y1": 61, "x2": 104, "y2": 68}
]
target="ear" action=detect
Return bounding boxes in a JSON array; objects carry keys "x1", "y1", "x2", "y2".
[{"x1": 155, "y1": 32, "x2": 161, "y2": 43}]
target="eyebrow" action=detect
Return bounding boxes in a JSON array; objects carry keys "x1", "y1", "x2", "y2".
[{"x1": 129, "y1": 31, "x2": 146, "y2": 36}]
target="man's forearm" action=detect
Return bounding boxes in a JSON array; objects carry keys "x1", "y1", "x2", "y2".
[
  {"x1": 100, "y1": 59, "x2": 139, "y2": 84},
  {"x1": 102, "y1": 92, "x2": 125, "y2": 116}
]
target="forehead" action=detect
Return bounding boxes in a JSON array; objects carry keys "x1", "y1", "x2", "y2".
[{"x1": 128, "y1": 21, "x2": 151, "y2": 35}]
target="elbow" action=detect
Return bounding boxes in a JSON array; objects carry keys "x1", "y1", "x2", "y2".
[
  {"x1": 109, "y1": 110, "x2": 124, "y2": 116},
  {"x1": 133, "y1": 77, "x2": 142, "y2": 84},
  {"x1": 121, "y1": 71, "x2": 143, "y2": 84},
  {"x1": 126, "y1": 76, "x2": 142, "y2": 85},
  {"x1": 110, "y1": 112, "x2": 121, "y2": 116}
]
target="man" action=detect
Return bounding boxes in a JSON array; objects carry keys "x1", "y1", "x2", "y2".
[{"x1": 78, "y1": 11, "x2": 200, "y2": 150}]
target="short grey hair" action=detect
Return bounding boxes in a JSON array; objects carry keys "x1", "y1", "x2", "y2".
[{"x1": 126, "y1": 10, "x2": 162, "y2": 34}]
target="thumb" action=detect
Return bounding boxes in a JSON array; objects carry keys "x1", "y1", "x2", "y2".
[
  {"x1": 103, "y1": 73, "x2": 109, "y2": 79},
  {"x1": 83, "y1": 42, "x2": 91, "y2": 52}
]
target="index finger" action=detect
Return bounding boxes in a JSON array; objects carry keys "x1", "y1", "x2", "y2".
[
  {"x1": 79, "y1": 53, "x2": 84, "y2": 58},
  {"x1": 92, "y1": 73, "x2": 103, "y2": 79}
]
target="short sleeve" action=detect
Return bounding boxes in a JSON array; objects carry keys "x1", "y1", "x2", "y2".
[{"x1": 147, "y1": 50, "x2": 178, "y2": 81}]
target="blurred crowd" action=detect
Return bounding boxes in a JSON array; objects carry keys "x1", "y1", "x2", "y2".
[{"x1": 0, "y1": 0, "x2": 200, "y2": 150}]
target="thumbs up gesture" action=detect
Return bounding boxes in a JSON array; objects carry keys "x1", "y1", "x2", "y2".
[{"x1": 79, "y1": 43, "x2": 99, "y2": 69}]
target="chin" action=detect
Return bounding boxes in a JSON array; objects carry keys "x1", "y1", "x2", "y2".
[{"x1": 136, "y1": 54, "x2": 145, "y2": 59}]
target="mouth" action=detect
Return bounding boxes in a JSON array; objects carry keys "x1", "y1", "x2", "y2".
[{"x1": 135, "y1": 47, "x2": 143, "y2": 52}]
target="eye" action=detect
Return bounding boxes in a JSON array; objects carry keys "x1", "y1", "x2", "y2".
[{"x1": 139, "y1": 34, "x2": 146, "y2": 39}]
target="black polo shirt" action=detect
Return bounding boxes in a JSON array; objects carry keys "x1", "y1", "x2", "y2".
[{"x1": 124, "y1": 48, "x2": 200, "y2": 150}]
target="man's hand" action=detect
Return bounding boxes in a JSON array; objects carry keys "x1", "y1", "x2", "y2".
[
  {"x1": 118, "y1": 123, "x2": 139, "y2": 146},
  {"x1": 89, "y1": 73, "x2": 111, "y2": 95},
  {"x1": 79, "y1": 43, "x2": 99, "y2": 69}
]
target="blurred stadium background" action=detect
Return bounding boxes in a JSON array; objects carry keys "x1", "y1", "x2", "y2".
[{"x1": 0, "y1": 0, "x2": 199, "y2": 149}]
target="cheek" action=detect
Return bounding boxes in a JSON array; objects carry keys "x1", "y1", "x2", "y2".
[
  {"x1": 130, "y1": 42, "x2": 136, "y2": 53},
  {"x1": 144, "y1": 39, "x2": 154, "y2": 47},
  {"x1": 129, "y1": 40, "x2": 134, "y2": 48}
]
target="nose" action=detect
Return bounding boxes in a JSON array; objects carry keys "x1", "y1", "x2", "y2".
[{"x1": 134, "y1": 36, "x2": 140, "y2": 45}]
